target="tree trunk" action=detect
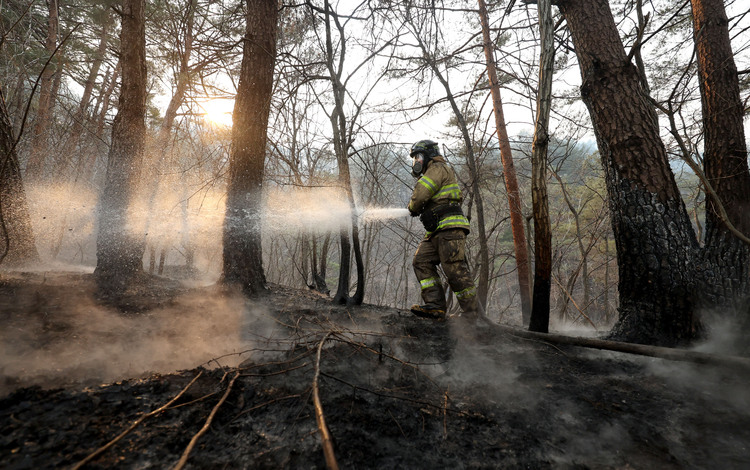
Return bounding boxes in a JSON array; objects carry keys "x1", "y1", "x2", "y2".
[
  {"x1": 8, "y1": 74, "x2": 27, "y2": 136},
  {"x1": 158, "y1": 249, "x2": 166, "y2": 275},
  {"x1": 0, "y1": 88, "x2": 40, "y2": 266},
  {"x1": 528, "y1": 0, "x2": 554, "y2": 333},
  {"x1": 149, "y1": 245, "x2": 156, "y2": 274},
  {"x1": 478, "y1": 0, "x2": 531, "y2": 320},
  {"x1": 319, "y1": 232, "x2": 331, "y2": 293},
  {"x1": 558, "y1": 0, "x2": 700, "y2": 346},
  {"x1": 49, "y1": 15, "x2": 111, "y2": 261},
  {"x1": 64, "y1": 10, "x2": 112, "y2": 170},
  {"x1": 690, "y1": 0, "x2": 750, "y2": 314},
  {"x1": 144, "y1": 0, "x2": 196, "y2": 271},
  {"x1": 94, "y1": 66, "x2": 119, "y2": 142},
  {"x1": 322, "y1": 0, "x2": 364, "y2": 306},
  {"x1": 179, "y1": 173, "x2": 195, "y2": 272},
  {"x1": 351, "y1": 223, "x2": 365, "y2": 304},
  {"x1": 221, "y1": 0, "x2": 278, "y2": 295},
  {"x1": 26, "y1": 0, "x2": 59, "y2": 180},
  {"x1": 156, "y1": 0, "x2": 195, "y2": 144},
  {"x1": 94, "y1": 0, "x2": 147, "y2": 291},
  {"x1": 82, "y1": 64, "x2": 120, "y2": 185}
]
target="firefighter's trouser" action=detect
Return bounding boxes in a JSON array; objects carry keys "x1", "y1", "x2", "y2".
[{"x1": 413, "y1": 228, "x2": 478, "y2": 314}]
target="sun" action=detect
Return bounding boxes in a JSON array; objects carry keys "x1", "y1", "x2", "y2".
[{"x1": 199, "y1": 98, "x2": 234, "y2": 128}]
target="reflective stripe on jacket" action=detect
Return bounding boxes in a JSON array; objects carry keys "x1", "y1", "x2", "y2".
[{"x1": 407, "y1": 156, "x2": 470, "y2": 237}]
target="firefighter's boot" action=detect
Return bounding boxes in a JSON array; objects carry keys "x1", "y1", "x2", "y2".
[{"x1": 410, "y1": 304, "x2": 446, "y2": 321}]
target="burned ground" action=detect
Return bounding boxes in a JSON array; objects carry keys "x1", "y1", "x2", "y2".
[{"x1": 1, "y1": 271, "x2": 749, "y2": 469}]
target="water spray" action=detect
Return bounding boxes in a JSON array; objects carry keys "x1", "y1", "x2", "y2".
[
  {"x1": 259, "y1": 186, "x2": 412, "y2": 235},
  {"x1": 355, "y1": 207, "x2": 411, "y2": 223}
]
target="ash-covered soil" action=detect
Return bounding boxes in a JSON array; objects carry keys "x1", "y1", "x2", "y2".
[{"x1": 1, "y1": 271, "x2": 749, "y2": 469}]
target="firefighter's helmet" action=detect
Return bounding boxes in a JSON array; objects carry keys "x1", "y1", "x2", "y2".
[{"x1": 410, "y1": 139, "x2": 440, "y2": 177}]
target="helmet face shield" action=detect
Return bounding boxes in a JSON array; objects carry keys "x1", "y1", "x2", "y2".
[
  {"x1": 411, "y1": 152, "x2": 425, "y2": 177},
  {"x1": 409, "y1": 140, "x2": 439, "y2": 177}
]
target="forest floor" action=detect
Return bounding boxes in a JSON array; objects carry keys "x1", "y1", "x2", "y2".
[{"x1": 1, "y1": 270, "x2": 750, "y2": 469}]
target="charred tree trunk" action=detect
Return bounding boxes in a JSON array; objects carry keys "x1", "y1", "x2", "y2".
[
  {"x1": 351, "y1": 223, "x2": 365, "y2": 304},
  {"x1": 26, "y1": 0, "x2": 59, "y2": 180},
  {"x1": 333, "y1": 226, "x2": 352, "y2": 303},
  {"x1": 0, "y1": 88, "x2": 40, "y2": 266},
  {"x1": 94, "y1": 0, "x2": 147, "y2": 291},
  {"x1": 478, "y1": 0, "x2": 531, "y2": 321},
  {"x1": 690, "y1": 0, "x2": 750, "y2": 316},
  {"x1": 317, "y1": 232, "x2": 331, "y2": 294},
  {"x1": 528, "y1": 0, "x2": 554, "y2": 333},
  {"x1": 329, "y1": 101, "x2": 352, "y2": 305},
  {"x1": 221, "y1": 0, "x2": 278, "y2": 295},
  {"x1": 558, "y1": 0, "x2": 700, "y2": 346}
]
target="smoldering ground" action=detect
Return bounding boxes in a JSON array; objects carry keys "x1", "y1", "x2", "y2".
[
  {"x1": 2, "y1": 276, "x2": 750, "y2": 468},
  {"x1": 0, "y1": 272, "x2": 283, "y2": 396}
]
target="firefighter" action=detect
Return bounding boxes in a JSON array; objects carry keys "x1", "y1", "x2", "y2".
[{"x1": 407, "y1": 139, "x2": 478, "y2": 320}]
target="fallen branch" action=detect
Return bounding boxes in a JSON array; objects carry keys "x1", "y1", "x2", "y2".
[
  {"x1": 312, "y1": 332, "x2": 339, "y2": 470},
  {"x1": 173, "y1": 370, "x2": 240, "y2": 470},
  {"x1": 167, "y1": 391, "x2": 219, "y2": 410},
  {"x1": 72, "y1": 371, "x2": 203, "y2": 470},
  {"x1": 493, "y1": 324, "x2": 750, "y2": 369},
  {"x1": 240, "y1": 361, "x2": 311, "y2": 378},
  {"x1": 233, "y1": 393, "x2": 303, "y2": 421}
]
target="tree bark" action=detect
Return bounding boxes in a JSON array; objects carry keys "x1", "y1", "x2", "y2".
[
  {"x1": 478, "y1": 0, "x2": 531, "y2": 321},
  {"x1": 94, "y1": 0, "x2": 147, "y2": 291},
  {"x1": 222, "y1": 0, "x2": 279, "y2": 295},
  {"x1": 528, "y1": 0, "x2": 554, "y2": 333},
  {"x1": 0, "y1": 88, "x2": 40, "y2": 266},
  {"x1": 690, "y1": 0, "x2": 750, "y2": 314},
  {"x1": 558, "y1": 0, "x2": 700, "y2": 346}
]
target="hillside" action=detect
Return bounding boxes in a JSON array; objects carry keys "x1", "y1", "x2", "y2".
[{"x1": 1, "y1": 271, "x2": 749, "y2": 469}]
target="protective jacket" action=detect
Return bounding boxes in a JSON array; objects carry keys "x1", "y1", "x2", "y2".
[{"x1": 407, "y1": 156, "x2": 470, "y2": 238}]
